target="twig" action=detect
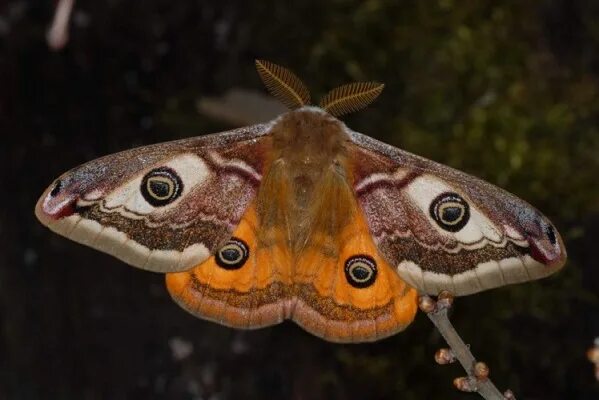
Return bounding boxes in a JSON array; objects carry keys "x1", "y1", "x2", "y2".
[
  {"x1": 47, "y1": 0, "x2": 75, "y2": 51},
  {"x1": 419, "y1": 291, "x2": 514, "y2": 399}
]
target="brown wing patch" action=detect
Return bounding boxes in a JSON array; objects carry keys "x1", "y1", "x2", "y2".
[
  {"x1": 292, "y1": 168, "x2": 418, "y2": 343},
  {"x1": 166, "y1": 204, "x2": 293, "y2": 329}
]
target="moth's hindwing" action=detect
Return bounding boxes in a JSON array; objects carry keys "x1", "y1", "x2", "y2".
[
  {"x1": 291, "y1": 164, "x2": 418, "y2": 343},
  {"x1": 166, "y1": 203, "x2": 294, "y2": 329},
  {"x1": 35, "y1": 124, "x2": 272, "y2": 273},
  {"x1": 348, "y1": 130, "x2": 567, "y2": 296}
]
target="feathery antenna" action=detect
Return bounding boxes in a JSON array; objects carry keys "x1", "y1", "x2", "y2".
[
  {"x1": 255, "y1": 60, "x2": 311, "y2": 110},
  {"x1": 319, "y1": 82, "x2": 384, "y2": 117}
]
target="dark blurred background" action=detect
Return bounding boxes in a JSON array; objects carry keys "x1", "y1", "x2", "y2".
[{"x1": 1, "y1": 1, "x2": 599, "y2": 399}]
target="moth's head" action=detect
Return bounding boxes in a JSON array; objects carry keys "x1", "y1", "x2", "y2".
[{"x1": 255, "y1": 59, "x2": 384, "y2": 118}]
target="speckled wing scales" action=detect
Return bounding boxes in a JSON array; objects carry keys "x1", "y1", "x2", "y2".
[
  {"x1": 347, "y1": 130, "x2": 567, "y2": 296},
  {"x1": 35, "y1": 125, "x2": 272, "y2": 273}
]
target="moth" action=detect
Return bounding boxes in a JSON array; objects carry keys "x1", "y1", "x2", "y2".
[{"x1": 35, "y1": 60, "x2": 566, "y2": 343}]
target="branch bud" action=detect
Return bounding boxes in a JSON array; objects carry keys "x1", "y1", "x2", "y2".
[
  {"x1": 418, "y1": 295, "x2": 436, "y2": 313},
  {"x1": 453, "y1": 376, "x2": 478, "y2": 392},
  {"x1": 437, "y1": 290, "x2": 454, "y2": 310},
  {"x1": 473, "y1": 361, "x2": 490, "y2": 381},
  {"x1": 434, "y1": 348, "x2": 456, "y2": 365}
]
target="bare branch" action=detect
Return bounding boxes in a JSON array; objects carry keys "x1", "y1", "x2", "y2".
[
  {"x1": 419, "y1": 292, "x2": 514, "y2": 399},
  {"x1": 47, "y1": 0, "x2": 75, "y2": 51}
]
